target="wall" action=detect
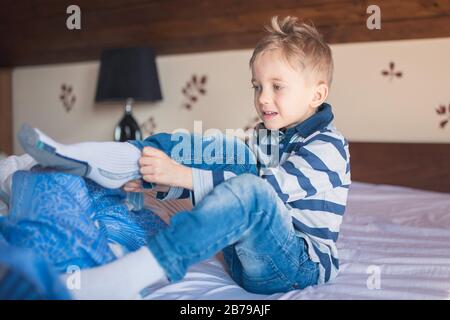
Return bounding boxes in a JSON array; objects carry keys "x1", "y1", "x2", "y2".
[{"x1": 12, "y1": 37, "x2": 450, "y2": 154}]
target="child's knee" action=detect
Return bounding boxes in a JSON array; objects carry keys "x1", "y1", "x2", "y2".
[
  {"x1": 227, "y1": 174, "x2": 271, "y2": 195},
  {"x1": 238, "y1": 174, "x2": 265, "y2": 186}
]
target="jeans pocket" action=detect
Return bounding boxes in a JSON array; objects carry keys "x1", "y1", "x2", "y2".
[
  {"x1": 291, "y1": 260, "x2": 320, "y2": 290},
  {"x1": 236, "y1": 249, "x2": 291, "y2": 294},
  {"x1": 277, "y1": 235, "x2": 319, "y2": 291}
]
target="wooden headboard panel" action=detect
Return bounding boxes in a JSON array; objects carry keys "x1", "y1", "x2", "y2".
[
  {"x1": 0, "y1": 68, "x2": 12, "y2": 155},
  {"x1": 349, "y1": 142, "x2": 450, "y2": 193},
  {"x1": 2, "y1": 0, "x2": 450, "y2": 67}
]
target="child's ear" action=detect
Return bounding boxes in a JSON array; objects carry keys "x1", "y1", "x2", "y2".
[{"x1": 310, "y1": 82, "x2": 328, "y2": 109}]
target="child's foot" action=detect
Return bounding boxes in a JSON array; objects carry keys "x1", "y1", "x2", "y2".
[
  {"x1": 18, "y1": 124, "x2": 142, "y2": 189},
  {"x1": 60, "y1": 247, "x2": 167, "y2": 300}
]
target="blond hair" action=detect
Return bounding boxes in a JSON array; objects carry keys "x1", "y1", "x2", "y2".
[{"x1": 250, "y1": 16, "x2": 333, "y2": 86}]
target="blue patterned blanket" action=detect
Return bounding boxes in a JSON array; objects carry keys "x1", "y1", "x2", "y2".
[{"x1": 0, "y1": 170, "x2": 167, "y2": 273}]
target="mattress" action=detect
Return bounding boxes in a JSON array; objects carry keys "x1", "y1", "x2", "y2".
[{"x1": 141, "y1": 182, "x2": 450, "y2": 300}]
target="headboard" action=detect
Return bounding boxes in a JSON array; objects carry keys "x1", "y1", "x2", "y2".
[
  {"x1": 349, "y1": 142, "x2": 450, "y2": 193},
  {"x1": 0, "y1": 69, "x2": 12, "y2": 155}
]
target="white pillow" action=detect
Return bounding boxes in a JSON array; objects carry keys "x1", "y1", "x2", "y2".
[{"x1": 0, "y1": 154, "x2": 37, "y2": 215}]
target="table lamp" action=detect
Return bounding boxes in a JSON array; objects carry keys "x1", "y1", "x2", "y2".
[{"x1": 95, "y1": 47, "x2": 162, "y2": 141}]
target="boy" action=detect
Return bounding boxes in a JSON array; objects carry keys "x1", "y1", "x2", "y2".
[{"x1": 18, "y1": 16, "x2": 350, "y2": 299}]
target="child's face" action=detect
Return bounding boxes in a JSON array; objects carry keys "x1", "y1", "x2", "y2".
[{"x1": 251, "y1": 49, "x2": 319, "y2": 130}]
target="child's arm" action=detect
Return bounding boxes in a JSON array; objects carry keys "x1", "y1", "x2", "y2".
[
  {"x1": 138, "y1": 146, "x2": 193, "y2": 190},
  {"x1": 123, "y1": 146, "x2": 194, "y2": 211}
]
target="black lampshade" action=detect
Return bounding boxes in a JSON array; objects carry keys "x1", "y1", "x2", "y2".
[{"x1": 95, "y1": 47, "x2": 162, "y2": 102}]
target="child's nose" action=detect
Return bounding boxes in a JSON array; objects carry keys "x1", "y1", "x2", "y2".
[{"x1": 257, "y1": 90, "x2": 271, "y2": 106}]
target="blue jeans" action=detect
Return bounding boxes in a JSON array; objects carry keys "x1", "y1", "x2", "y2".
[
  {"x1": 129, "y1": 132, "x2": 258, "y2": 180},
  {"x1": 130, "y1": 133, "x2": 319, "y2": 294}
]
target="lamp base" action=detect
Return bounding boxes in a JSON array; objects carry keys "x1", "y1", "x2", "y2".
[{"x1": 114, "y1": 99, "x2": 142, "y2": 142}]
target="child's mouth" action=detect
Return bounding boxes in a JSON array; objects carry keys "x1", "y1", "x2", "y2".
[{"x1": 262, "y1": 111, "x2": 278, "y2": 120}]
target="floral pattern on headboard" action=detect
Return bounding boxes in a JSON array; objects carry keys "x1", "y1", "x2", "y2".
[
  {"x1": 59, "y1": 83, "x2": 76, "y2": 112},
  {"x1": 141, "y1": 116, "x2": 157, "y2": 136},
  {"x1": 181, "y1": 74, "x2": 207, "y2": 110},
  {"x1": 436, "y1": 103, "x2": 450, "y2": 129},
  {"x1": 381, "y1": 62, "x2": 403, "y2": 81}
]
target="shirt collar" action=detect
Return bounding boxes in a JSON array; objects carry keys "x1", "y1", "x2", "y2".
[{"x1": 281, "y1": 102, "x2": 334, "y2": 138}]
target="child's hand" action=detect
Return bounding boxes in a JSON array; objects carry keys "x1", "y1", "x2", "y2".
[{"x1": 139, "y1": 147, "x2": 193, "y2": 190}]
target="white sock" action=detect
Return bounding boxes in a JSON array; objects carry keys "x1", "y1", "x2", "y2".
[
  {"x1": 60, "y1": 247, "x2": 167, "y2": 300},
  {"x1": 34, "y1": 127, "x2": 142, "y2": 189}
]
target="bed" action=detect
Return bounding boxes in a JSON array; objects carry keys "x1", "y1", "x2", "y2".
[
  {"x1": 1, "y1": 142, "x2": 450, "y2": 300},
  {"x1": 140, "y1": 181, "x2": 450, "y2": 300}
]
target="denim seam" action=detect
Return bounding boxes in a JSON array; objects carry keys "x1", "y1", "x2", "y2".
[
  {"x1": 183, "y1": 219, "x2": 249, "y2": 266},
  {"x1": 146, "y1": 235, "x2": 183, "y2": 281},
  {"x1": 222, "y1": 247, "x2": 237, "y2": 281},
  {"x1": 264, "y1": 217, "x2": 305, "y2": 288},
  {"x1": 269, "y1": 215, "x2": 320, "y2": 288},
  {"x1": 237, "y1": 250, "x2": 289, "y2": 285},
  {"x1": 278, "y1": 228, "x2": 311, "y2": 271}
]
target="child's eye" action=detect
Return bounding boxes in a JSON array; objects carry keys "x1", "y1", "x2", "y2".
[
  {"x1": 252, "y1": 84, "x2": 261, "y2": 92},
  {"x1": 273, "y1": 84, "x2": 283, "y2": 90}
]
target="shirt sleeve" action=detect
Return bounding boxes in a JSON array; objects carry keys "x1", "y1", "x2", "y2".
[
  {"x1": 154, "y1": 187, "x2": 192, "y2": 200},
  {"x1": 153, "y1": 167, "x2": 238, "y2": 205},
  {"x1": 191, "y1": 168, "x2": 238, "y2": 204}
]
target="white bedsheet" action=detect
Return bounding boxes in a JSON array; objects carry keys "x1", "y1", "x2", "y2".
[{"x1": 141, "y1": 182, "x2": 450, "y2": 300}]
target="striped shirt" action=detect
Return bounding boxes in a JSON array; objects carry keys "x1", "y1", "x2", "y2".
[
  {"x1": 161, "y1": 103, "x2": 351, "y2": 284},
  {"x1": 252, "y1": 103, "x2": 351, "y2": 284}
]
